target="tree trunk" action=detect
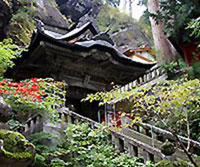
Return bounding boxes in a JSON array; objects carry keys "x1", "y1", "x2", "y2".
[
  {"x1": 128, "y1": 0, "x2": 133, "y2": 17},
  {"x1": 147, "y1": 0, "x2": 177, "y2": 63},
  {"x1": 122, "y1": 0, "x2": 128, "y2": 14}
]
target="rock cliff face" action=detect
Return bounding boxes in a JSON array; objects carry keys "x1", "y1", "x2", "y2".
[
  {"x1": 56, "y1": 0, "x2": 102, "y2": 30},
  {"x1": 56, "y1": 0, "x2": 93, "y2": 22},
  {"x1": 0, "y1": 0, "x2": 72, "y2": 45},
  {"x1": 0, "y1": 0, "x2": 11, "y2": 40},
  {"x1": 56, "y1": 1, "x2": 151, "y2": 50},
  {"x1": 96, "y1": 4, "x2": 150, "y2": 52},
  {"x1": 36, "y1": 0, "x2": 72, "y2": 28},
  {"x1": 111, "y1": 26, "x2": 151, "y2": 53},
  {"x1": 0, "y1": 0, "x2": 152, "y2": 48}
]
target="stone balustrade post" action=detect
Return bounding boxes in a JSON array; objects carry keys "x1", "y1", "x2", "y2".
[
  {"x1": 24, "y1": 123, "x2": 29, "y2": 133},
  {"x1": 30, "y1": 120, "x2": 35, "y2": 133},
  {"x1": 67, "y1": 114, "x2": 74, "y2": 124},
  {"x1": 111, "y1": 133, "x2": 115, "y2": 145},
  {"x1": 114, "y1": 136, "x2": 124, "y2": 153},
  {"x1": 152, "y1": 71, "x2": 155, "y2": 79},
  {"x1": 128, "y1": 143, "x2": 134, "y2": 156},
  {"x1": 146, "y1": 73, "x2": 150, "y2": 82},
  {"x1": 143, "y1": 75, "x2": 147, "y2": 83}
]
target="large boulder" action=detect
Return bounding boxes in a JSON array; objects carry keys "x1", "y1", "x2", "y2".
[
  {"x1": 111, "y1": 25, "x2": 151, "y2": 53},
  {"x1": 0, "y1": 97, "x2": 12, "y2": 122},
  {"x1": 36, "y1": 0, "x2": 72, "y2": 28},
  {"x1": 97, "y1": 4, "x2": 151, "y2": 52},
  {"x1": 56, "y1": 0, "x2": 101, "y2": 30},
  {"x1": 56, "y1": 0, "x2": 93, "y2": 22},
  {"x1": 0, "y1": 129, "x2": 36, "y2": 167}
]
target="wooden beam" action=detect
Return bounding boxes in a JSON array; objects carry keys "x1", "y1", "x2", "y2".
[{"x1": 58, "y1": 74, "x2": 106, "y2": 91}]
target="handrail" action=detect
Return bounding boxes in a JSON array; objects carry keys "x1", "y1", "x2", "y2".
[
  {"x1": 61, "y1": 108, "x2": 199, "y2": 163},
  {"x1": 108, "y1": 66, "x2": 167, "y2": 104},
  {"x1": 118, "y1": 66, "x2": 166, "y2": 93},
  {"x1": 141, "y1": 123, "x2": 200, "y2": 149},
  {"x1": 61, "y1": 108, "x2": 164, "y2": 162},
  {"x1": 18, "y1": 108, "x2": 200, "y2": 163}
]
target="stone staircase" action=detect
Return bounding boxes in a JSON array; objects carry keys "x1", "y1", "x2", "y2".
[{"x1": 21, "y1": 108, "x2": 200, "y2": 164}]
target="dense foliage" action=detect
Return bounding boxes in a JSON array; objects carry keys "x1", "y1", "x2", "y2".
[
  {"x1": 0, "y1": 38, "x2": 66, "y2": 122},
  {"x1": 7, "y1": 0, "x2": 36, "y2": 45},
  {"x1": 149, "y1": 0, "x2": 200, "y2": 42},
  {"x1": 0, "y1": 78, "x2": 66, "y2": 121},
  {"x1": 187, "y1": 17, "x2": 200, "y2": 39},
  {"x1": 82, "y1": 78, "x2": 200, "y2": 142},
  {"x1": 97, "y1": 4, "x2": 135, "y2": 34},
  {"x1": 0, "y1": 39, "x2": 23, "y2": 75},
  {"x1": 30, "y1": 123, "x2": 154, "y2": 167}
]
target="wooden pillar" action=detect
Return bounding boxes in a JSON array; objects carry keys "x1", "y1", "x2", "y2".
[
  {"x1": 143, "y1": 74, "x2": 147, "y2": 83},
  {"x1": 149, "y1": 72, "x2": 152, "y2": 80},
  {"x1": 152, "y1": 70, "x2": 156, "y2": 79},
  {"x1": 146, "y1": 73, "x2": 150, "y2": 82},
  {"x1": 144, "y1": 128, "x2": 152, "y2": 137},
  {"x1": 129, "y1": 82, "x2": 132, "y2": 90},
  {"x1": 139, "y1": 77, "x2": 143, "y2": 84},
  {"x1": 151, "y1": 130, "x2": 157, "y2": 148},
  {"x1": 133, "y1": 80, "x2": 137, "y2": 86},
  {"x1": 133, "y1": 124, "x2": 140, "y2": 132},
  {"x1": 139, "y1": 126, "x2": 145, "y2": 134},
  {"x1": 133, "y1": 145, "x2": 139, "y2": 156}
]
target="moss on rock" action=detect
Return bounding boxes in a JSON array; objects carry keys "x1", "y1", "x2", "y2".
[
  {"x1": 0, "y1": 129, "x2": 35, "y2": 163},
  {"x1": 155, "y1": 160, "x2": 189, "y2": 167},
  {"x1": 5, "y1": 0, "x2": 73, "y2": 46}
]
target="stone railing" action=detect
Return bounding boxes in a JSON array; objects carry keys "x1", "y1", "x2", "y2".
[
  {"x1": 123, "y1": 123, "x2": 200, "y2": 162},
  {"x1": 22, "y1": 114, "x2": 43, "y2": 136},
  {"x1": 21, "y1": 111, "x2": 68, "y2": 137},
  {"x1": 60, "y1": 108, "x2": 200, "y2": 163},
  {"x1": 118, "y1": 66, "x2": 167, "y2": 93},
  {"x1": 19, "y1": 108, "x2": 200, "y2": 163},
  {"x1": 107, "y1": 66, "x2": 167, "y2": 104}
]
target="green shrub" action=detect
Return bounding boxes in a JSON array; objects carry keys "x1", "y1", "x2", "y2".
[
  {"x1": 0, "y1": 39, "x2": 23, "y2": 75},
  {"x1": 31, "y1": 123, "x2": 154, "y2": 167}
]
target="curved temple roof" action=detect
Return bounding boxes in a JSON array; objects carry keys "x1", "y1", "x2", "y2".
[
  {"x1": 40, "y1": 22, "x2": 156, "y2": 67},
  {"x1": 5, "y1": 22, "x2": 156, "y2": 91}
]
